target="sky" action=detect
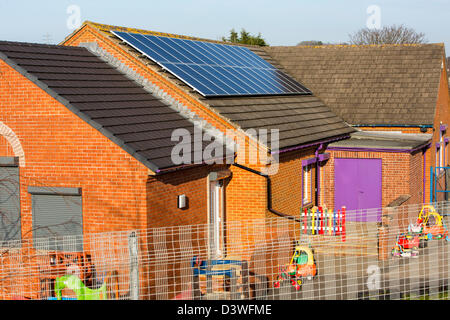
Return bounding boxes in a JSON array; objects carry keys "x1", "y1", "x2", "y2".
[{"x1": 0, "y1": 0, "x2": 449, "y2": 52}]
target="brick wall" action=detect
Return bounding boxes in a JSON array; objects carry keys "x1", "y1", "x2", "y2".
[
  {"x1": 355, "y1": 61, "x2": 450, "y2": 202},
  {"x1": 1, "y1": 56, "x2": 231, "y2": 299},
  {"x1": 147, "y1": 164, "x2": 230, "y2": 229},
  {"x1": 0, "y1": 59, "x2": 153, "y2": 237},
  {"x1": 62, "y1": 24, "x2": 320, "y2": 253},
  {"x1": 269, "y1": 147, "x2": 317, "y2": 217},
  {"x1": 409, "y1": 150, "x2": 425, "y2": 205}
]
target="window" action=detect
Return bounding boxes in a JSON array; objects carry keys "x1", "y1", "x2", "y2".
[
  {"x1": 446, "y1": 138, "x2": 450, "y2": 167},
  {"x1": 29, "y1": 187, "x2": 83, "y2": 251},
  {"x1": 0, "y1": 157, "x2": 21, "y2": 246},
  {"x1": 302, "y1": 163, "x2": 313, "y2": 205},
  {"x1": 439, "y1": 125, "x2": 447, "y2": 172},
  {"x1": 437, "y1": 144, "x2": 441, "y2": 169},
  {"x1": 440, "y1": 132, "x2": 444, "y2": 169},
  {"x1": 209, "y1": 178, "x2": 224, "y2": 259}
]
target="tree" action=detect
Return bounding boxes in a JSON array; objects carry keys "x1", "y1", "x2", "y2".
[
  {"x1": 348, "y1": 24, "x2": 427, "y2": 45},
  {"x1": 297, "y1": 40, "x2": 349, "y2": 46},
  {"x1": 297, "y1": 40, "x2": 324, "y2": 46},
  {"x1": 222, "y1": 28, "x2": 268, "y2": 46}
]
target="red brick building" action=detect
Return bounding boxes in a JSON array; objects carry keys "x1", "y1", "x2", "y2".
[
  {"x1": 267, "y1": 43, "x2": 449, "y2": 210},
  {"x1": 61, "y1": 22, "x2": 355, "y2": 251},
  {"x1": 1, "y1": 23, "x2": 446, "y2": 299},
  {"x1": 0, "y1": 40, "x2": 241, "y2": 298}
]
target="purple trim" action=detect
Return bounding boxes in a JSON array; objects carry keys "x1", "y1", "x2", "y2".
[
  {"x1": 271, "y1": 135, "x2": 351, "y2": 155},
  {"x1": 301, "y1": 162, "x2": 304, "y2": 206},
  {"x1": 436, "y1": 142, "x2": 441, "y2": 149},
  {"x1": 302, "y1": 158, "x2": 317, "y2": 166},
  {"x1": 445, "y1": 137, "x2": 450, "y2": 144},
  {"x1": 423, "y1": 148, "x2": 427, "y2": 203},
  {"x1": 318, "y1": 153, "x2": 330, "y2": 162},
  {"x1": 314, "y1": 144, "x2": 323, "y2": 205},
  {"x1": 327, "y1": 144, "x2": 429, "y2": 154},
  {"x1": 440, "y1": 124, "x2": 448, "y2": 132},
  {"x1": 422, "y1": 143, "x2": 431, "y2": 203}
]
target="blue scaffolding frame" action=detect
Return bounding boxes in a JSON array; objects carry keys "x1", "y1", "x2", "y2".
[{"x1": 431, "y1": 166, "x2": 450, "y2": 202}]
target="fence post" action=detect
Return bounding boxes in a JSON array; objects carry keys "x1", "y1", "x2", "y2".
[
  {"x1": 240, "y1": 260, "x2": 250, "y2": 300},
  {"x1": 336, "y1": 210, "x2": 341, "y2": 236},
  {"x1": 128, "y1": 231, "x2": 139, "y2": 300},
  {"x1": 341, "y1": 207, "x2": 346, "y2": 242},
  {"x1": 319, "y1": 206, "x2": 324, "y2": 235},
  {"x1": 303, "y1": 208, "x2": 308, "y2": 235},
  {"x1": 430, "y1": 166, "x2": 433, "y2": 203},
  {"x1": 333, "y1": 210, "x2": 336, "y2": 236},
  {"x1": 328, "y1": 209, "x2": 333, "y2": 235}
]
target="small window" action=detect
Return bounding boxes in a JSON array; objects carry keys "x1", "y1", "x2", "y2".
[
  {"x1": 303, "y1": 164, "x2": 313, "y2": 205},
  {"x1": 440, "y1": 132, "x2": 444, "y2": 169},
  {"x1": 0, "y1": 158, "x2": 21, "y2": 247},
  {"x1": 29, "y1": 187, "x2": 83, "y2": 252}
]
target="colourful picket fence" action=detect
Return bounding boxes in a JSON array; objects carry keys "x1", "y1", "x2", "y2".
[{"x1": 302, "y1": 206, "x2": 346, "y2": 242}]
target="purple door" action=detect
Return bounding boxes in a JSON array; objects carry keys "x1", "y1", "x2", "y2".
[{"x1": 334, "y1": 158, "x2": 382, "y2": 222}]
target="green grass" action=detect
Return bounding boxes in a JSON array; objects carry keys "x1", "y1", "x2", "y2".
[{"x1": 401, "y1": 291, "x2": 449, "y2": 300}]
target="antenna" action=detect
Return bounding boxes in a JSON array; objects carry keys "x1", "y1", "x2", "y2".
[{"x1": 43, "y1": 33, "x2": 53, "y2": 44}]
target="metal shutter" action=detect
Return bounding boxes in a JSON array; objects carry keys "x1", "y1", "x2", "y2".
[
  {"x1": 0, "y1": 165, "x2": 21, "y2": 246},
  {"x1": 31, "y1": 190, "x2": 83, "y2": 252}
]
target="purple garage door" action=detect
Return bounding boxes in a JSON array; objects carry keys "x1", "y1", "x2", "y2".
[{"x1": 334, "y1": 158, "x2": 382, "y2": 222}]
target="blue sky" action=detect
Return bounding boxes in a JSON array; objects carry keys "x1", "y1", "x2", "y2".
[{"x1": 0, "y1": 0, "x2": 449, "y2": 52}]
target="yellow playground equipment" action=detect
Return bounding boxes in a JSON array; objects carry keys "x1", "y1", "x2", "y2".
[
  {"x1": 412, "y1": 205, "x2": 450, "y2": 242},
  {"x1": 274, "y1": 244, "x2": 317, "y2": 291}
]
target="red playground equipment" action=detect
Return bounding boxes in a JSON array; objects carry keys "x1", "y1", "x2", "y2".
[{"x1": 391, "y1": 233, "x2": 420, "y2": 258}]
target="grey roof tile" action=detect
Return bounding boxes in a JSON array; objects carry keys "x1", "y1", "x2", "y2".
[
  {"x1": 86, "y1": 24, "x2": 355, "y2": 151},
  {"x1": 265, "y1": 44, "x2": 445, "y2": 126},
  {"x1": 0, "y1": 40, "x2": 229, "y2": 172}
]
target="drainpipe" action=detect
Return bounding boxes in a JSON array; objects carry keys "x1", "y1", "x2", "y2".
[
  {"x1": 232, "y1": 163, "x2": 301, "y2": 222},
  {"x1": 232, "y1": 144, "x2": 327, "y2": 223},
  {"x1": 423, "y1": 143, "x2": 431, "y2": 203}
]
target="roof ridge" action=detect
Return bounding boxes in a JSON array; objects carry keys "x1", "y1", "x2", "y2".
[
  {"x1": 82, "y1": 20, "x2": 262, "y2": 48},
  {"x1": 0, "y1": 39, "x2": 86, "y2": 50},
  {"x1": 270, "y1": 42, "x2": 445, "y2": 49}
]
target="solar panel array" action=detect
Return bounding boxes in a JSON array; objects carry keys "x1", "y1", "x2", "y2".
[{"x1": 111, "y1": 31, "x2": 311, "y2": 97}]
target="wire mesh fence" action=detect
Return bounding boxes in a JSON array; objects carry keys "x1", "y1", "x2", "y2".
[{"x1": 1, "y1": 201, "x2": 450, "y2": 300}]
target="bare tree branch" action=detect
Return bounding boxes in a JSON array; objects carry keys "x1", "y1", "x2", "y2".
[{"x1": 349, "y1": 24, "x2": 428, "y2": 45}]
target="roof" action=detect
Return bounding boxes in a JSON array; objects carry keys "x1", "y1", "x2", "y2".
[
  {"x1": 265, "y1": 43, "x2": 446, "y2": 127},
  {"x1": 0, "y1": 40, "x2": 230, "y2": 173},
  {"x1": 66, "y1": 22, "x2": 355, "y2": 151},
  {"x1": 328, "y1": 130, "x2": 432, "y2": 151}
]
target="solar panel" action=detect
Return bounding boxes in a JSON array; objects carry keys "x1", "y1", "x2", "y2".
[{"x1": 111, "y1": 31, "x2": 312, "y2": 97}]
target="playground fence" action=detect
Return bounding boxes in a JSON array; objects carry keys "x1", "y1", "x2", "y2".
[{"x1": 1, "y1": 201, "x2": 450, "y2": 300}]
